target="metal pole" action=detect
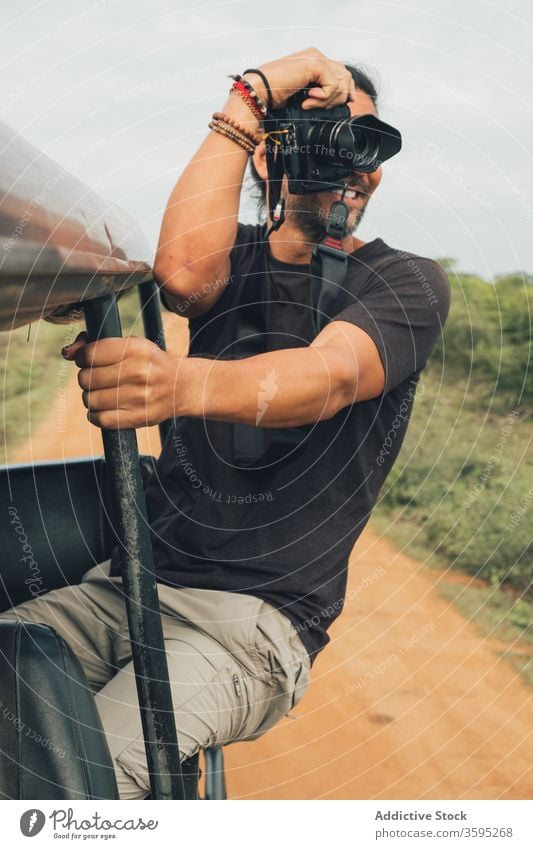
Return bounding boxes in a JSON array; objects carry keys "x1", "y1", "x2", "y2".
[
  {"x1": 138, "y1": 280, "x2": 172, "y2": 447},
  {"x1": 204, "y1": 747, "x2": 227, "y2": 800},
  {"x1": 84, "y1": 294, "x2": 185, "y2": 801}
]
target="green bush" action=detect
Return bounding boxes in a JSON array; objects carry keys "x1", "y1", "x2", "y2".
[
  {"x1": 431, "y1": 268, "x2": 532, "y2": 407},
  {"x1": 378, "y1": 267, "x2": 532, "y2": 599}
]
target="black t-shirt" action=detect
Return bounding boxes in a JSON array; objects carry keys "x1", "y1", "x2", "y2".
[{"x1": 139, "y1": 224, "x2": 450, "y2": 664}]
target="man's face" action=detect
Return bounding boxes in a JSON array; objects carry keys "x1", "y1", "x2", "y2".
[{"x1": 282, "y1": 89, "x2": 383, "y2": 243}]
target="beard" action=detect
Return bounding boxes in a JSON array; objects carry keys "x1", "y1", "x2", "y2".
[{"x1": 284, "y1": 188, "x2": 369, "y2": 244}]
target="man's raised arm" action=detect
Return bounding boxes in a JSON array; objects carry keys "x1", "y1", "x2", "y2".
[
  {"x1": 152, "y1": 88, "x2": 256, "y2": 317},
  {"x1": 153, "y1": 48, "x2": 357, "y2": 317}
]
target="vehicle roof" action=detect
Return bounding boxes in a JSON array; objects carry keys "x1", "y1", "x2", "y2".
[{"x1": 0, "y1": 120, "x2": 152, "y2": 330}]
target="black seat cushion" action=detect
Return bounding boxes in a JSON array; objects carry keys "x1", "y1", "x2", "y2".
[
  {"x1": 0, "y1": 619, "x2": 118, "y2": 799},
  {"x1": 0, "y1": 455, "x2": 157, "y2": 610}
]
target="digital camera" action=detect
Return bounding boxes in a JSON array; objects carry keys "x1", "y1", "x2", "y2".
[{"x1": 268, "y1": 89, "x2": 402, "y2": 194}]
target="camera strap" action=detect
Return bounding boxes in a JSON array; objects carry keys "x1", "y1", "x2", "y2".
[
  {"x1": 232, "y1": 126, "x2": 350, "y2": 466},
  {"x1": 263, "y1": 119, "x2": 287, "y2": 234},
  {"x1": 263, "y1": 109, "x2": 350, "y2": 330},
  {"x1": 310, "y1": 197, "x2": 350, "y2": 332}
]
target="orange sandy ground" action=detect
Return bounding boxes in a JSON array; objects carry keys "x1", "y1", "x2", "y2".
[{"x1": 12, "y1": 312, "x2": 532, "y2": 800}]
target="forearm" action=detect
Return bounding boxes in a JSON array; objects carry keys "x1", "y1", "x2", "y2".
[
  {"x1": 154, "y1": 93, "x2": 259, "y2": 313},
  {"x1": 180, "y1": 345, "x2": 352, "y2": 427}
]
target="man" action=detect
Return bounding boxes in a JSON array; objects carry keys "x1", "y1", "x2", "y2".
[{"x1": 2, "y1": 49, "x2": 450, "y2": 798}]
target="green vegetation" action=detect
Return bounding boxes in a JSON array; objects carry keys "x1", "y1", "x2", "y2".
[
  {"x1": 0, "y1": 289, "x2": 144, "y2": 465},
  {"x1": 1, "y1": 317, "x2": 73, "y2": 465},
  {"x1": 373, "y1": 261, "x2": 532, "y2": 675}
]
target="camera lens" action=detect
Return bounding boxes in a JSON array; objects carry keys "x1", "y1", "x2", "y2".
[
  {"x1": 277, "y1": 97, "x2": 401, "y2": 194},
  {"x1": 309, "y1": 118, "x2": 381, "y2": 172},
  {"x1": 350, "y1": 128, "x2": 380, "y2": 168}
]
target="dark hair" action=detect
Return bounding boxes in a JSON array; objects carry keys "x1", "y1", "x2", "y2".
[{"x1": 248, "y1": 64, "x2": 380, "y2": 217}]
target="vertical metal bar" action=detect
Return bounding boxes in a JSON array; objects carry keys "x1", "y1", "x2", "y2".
[
  {"x1": 204, "y1": 747, "x2": 227, "y2": 800},
  {"x1": 181, "y1": 754, "x2": 200, "y2": 800},
  {"x1": 84, "y1": 294, "x2": 185, "y2": 801},
  {"x1": 138, "y1": 280, "x2": 172, "y2": 447}
]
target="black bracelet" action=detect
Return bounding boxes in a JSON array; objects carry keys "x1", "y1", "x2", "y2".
[{"x1": 242, "y1": 68, "x2": 273, "y2": 113}]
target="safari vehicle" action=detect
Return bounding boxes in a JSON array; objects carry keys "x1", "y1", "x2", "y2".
[{"x1": 0, "y1": 119, "x2": 226, "y2": 800}]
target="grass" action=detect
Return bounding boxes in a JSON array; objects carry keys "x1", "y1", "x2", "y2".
[
  {"x1": 373, "y1": 368, "x2": 532, "y2": 597},
  {"x1": 1, "y1": 318, "x2": 76, "y2": 465},
  {"x1": 0, "y1": 289, "x2": 145, "y2": 464},
  {"x1": 371, "y1": 269, "x2": 532, "y2": 687}
]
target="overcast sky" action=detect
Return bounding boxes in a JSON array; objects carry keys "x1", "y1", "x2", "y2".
[{"x1": 1, "y1": 0, "x2": 531, "y2": 278}]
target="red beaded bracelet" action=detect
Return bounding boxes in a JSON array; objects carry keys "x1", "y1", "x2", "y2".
[
  {"x1": 228, "y1": 75, "x2": 268, "y2": 121},
  {"x1": 229, "y1": 81, "x2": 263, "y2": 121}
]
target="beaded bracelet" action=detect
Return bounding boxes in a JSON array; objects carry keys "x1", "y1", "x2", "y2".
[
  {"x1": 209, "y1": 119, "x2": 256, "y2": 154},
  {"x1": 242, "y1": 68, "x2": 273, "y2": 113},
  {"x1": 212, "y1": 111, "x2": 261, "y2": 145},
  {"x1": 240, "y1": 73, "x2": 271, "y2": 116},
  {"x1": 228, "y1": 74, "x2": 269, "y2": 120},
  {"x1": 209, "y1": 122, "x2": 255, "y2": 154},
  {"x1": 212, "y1": 118, "x2": 256, "y2": 148},
  {"x1": 211, "y1": 113, "x2": 260, "y2": 148},
  {"x1": 229, "y1": 74, "x2": 268, "y2": 115},
  {"x1": 229, "y1": 80, "x2": 264, "y2": 122}
]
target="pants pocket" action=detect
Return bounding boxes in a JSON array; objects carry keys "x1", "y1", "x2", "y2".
[
  {"x1": 239, "y1": 616, "x2": 311, "y2": 742},
  {"x1": 213, "y1": 661, "x2": 253, "y2": 746},
  {"x1": 290, "y1": 655, "x2": 311, "y2": 710}
]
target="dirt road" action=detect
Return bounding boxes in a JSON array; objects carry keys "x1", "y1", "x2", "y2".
[{"x1": 12, "y1": 313, "x2": 532, "y2": 800}]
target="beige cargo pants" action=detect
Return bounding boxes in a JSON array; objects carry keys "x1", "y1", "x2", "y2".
[{"x1": 0, "y1": 559, "x2": 311, "y2": 799}]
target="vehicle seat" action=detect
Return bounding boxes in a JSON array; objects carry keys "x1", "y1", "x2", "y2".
[
  {"x1": 0, "y1": 455, "x2": 156, "y2": 611},
  {"x1": 0, "y1": 619, "x2": 119, "y2": 799},
  {"x1": 0, "y1": 455, "x2": 226, "y2": 800}
]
